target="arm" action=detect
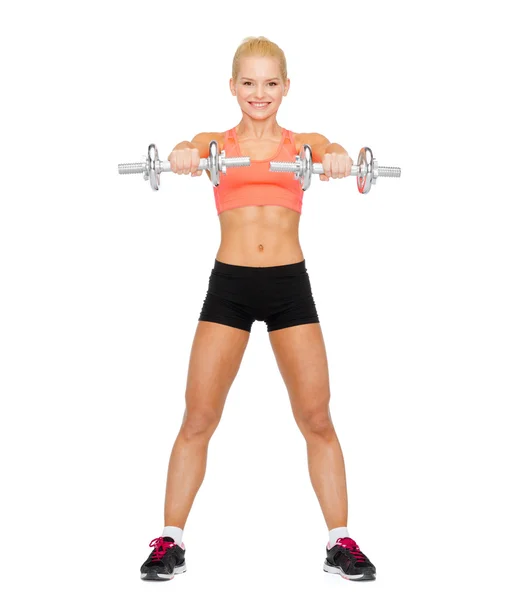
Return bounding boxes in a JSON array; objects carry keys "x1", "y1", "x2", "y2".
[
  {"x1": 172, "y1": 132, "x2": 223, "y2": 158},
  {"x1": 298, "y1": 132, "x2": 347, "y2": 163}
]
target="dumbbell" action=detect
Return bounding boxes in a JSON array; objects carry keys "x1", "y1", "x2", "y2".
[
  {"x1": 270, "y1": 145, "x2": 401, "y2": 193},
  {"x1": 118, "y1": 141, "x2": 251, "y2": 190}
]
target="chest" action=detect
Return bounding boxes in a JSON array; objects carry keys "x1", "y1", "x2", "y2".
[
  {"x1": 222, "y1": 131, "x2": 301, "y2": 161},
  {"x1": 235, "y1": 137, "x2": 281, "y2": 161}
]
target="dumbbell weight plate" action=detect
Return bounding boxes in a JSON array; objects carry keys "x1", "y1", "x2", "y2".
[
  {"x1": 357, "y1": 147, "x2": 373, "y2": 194},
  {"x1": 208, "y1": 141, "x2": 220, "y2": 186},
  {"x1": 147, "y1": 144, "x2": 160, "y2": 191},
  {"x1": 299, "y1": 144, "x2": 313, "y2": 191}
]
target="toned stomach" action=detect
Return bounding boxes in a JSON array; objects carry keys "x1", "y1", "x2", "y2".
[{"x1": 216, "y1": 205, "x2": 304, "y2": 267}]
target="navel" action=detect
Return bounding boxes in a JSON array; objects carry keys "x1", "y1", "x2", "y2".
[{"x1": 258, "y1": 244, "x2": 264, "y2": 252}]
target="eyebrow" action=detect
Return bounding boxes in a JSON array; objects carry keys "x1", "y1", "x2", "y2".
[{"x1": 240, "y1": 77, "x2": 281, "y2": 81}]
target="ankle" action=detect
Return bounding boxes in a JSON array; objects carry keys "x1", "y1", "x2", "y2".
[{"x1": 162, "y1": 525, "x2": 184, "y2": 545}]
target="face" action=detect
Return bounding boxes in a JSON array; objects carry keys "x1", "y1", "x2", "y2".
[{"x1": 230, "y1": 56, "x2": 290, "y2": 119}]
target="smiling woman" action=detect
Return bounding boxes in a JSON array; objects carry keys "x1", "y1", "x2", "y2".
[
  {"x1": 227, "y1": 37, "x2": 291, "y2": 152},
  {"x1": 140, "y1": 36, "x2": 376, "y2": 585}
]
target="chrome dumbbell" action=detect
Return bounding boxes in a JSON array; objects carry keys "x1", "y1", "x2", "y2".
[
  {"x1": 270, "y1": 145, "x2": 401, "y2": 193},
  {"x1": 118, "y1": 141, "x2": 251, "y2": 190}
]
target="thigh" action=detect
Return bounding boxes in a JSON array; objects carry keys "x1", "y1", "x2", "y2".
[
  {"x1": 182, "y1": 321, "x2": 250, "y2": 435},
  {"x1": 268, "y1": 323, "x2": 331, "y2": 428}
]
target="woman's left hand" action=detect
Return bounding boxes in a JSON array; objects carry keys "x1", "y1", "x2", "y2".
[{"x1": 320, "y1": 151, "x2": 354, "y2": 181}]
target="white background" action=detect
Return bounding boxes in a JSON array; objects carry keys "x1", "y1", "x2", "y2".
[{"x1": 1, "y1": 0, "x2": 519, "y2": 598}]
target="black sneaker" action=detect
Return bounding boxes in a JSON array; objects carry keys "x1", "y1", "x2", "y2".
[
  {"x1": 140, "y1": 536, "x2": 187, "y2": 581},
  {"x1": 323, "y1": 536, "x2": 376, "y2": 581}
]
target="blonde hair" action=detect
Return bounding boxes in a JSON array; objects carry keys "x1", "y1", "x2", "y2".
[{"x1": 232, "y1": 36, "x2": 287, "y2": 84}]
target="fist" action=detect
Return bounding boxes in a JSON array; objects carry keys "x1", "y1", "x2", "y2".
[
  {"x1": 320, "y1": 152, "x2": 353, "y2": 181},
  {"x1": 167, "y1": 147, "x2": 203, "y2": 176}
]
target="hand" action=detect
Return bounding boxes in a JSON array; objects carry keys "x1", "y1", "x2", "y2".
[
  {"x1": 319, "y1": 151, "x2": 353, "y2": 181},
  {"x1": 168, "y1": 145, "x2": 203, "y2": 176}
]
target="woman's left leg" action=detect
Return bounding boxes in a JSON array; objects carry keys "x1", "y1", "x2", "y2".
[{"x1": 268, "y1": 322, "x2": 348, "y2": 529}]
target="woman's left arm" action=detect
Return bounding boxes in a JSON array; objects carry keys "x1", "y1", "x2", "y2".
[{"x1": 298, "y1": 132, "x2": 353, "y2": 181}]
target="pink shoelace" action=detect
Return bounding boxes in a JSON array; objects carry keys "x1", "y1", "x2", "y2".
[
  {"x1": 336, "y1": 537, "x2": 366, "y2": 563},
  {"x1": 148, "y1": 536, "x2": 176, "y2": 561}
]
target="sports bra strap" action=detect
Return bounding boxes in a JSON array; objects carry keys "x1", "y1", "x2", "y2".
[{"x1": 225, "y1": 128, "x2": 234, "y2": 147}]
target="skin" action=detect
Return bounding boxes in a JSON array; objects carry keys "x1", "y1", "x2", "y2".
[{"x1": 164, "y1": 55, "x2": 352, "y2": 534}]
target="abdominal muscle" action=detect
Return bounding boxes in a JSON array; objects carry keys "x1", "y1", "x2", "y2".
[{"x1": 216, "y1": 205, "x2": 304, "y2": 267}]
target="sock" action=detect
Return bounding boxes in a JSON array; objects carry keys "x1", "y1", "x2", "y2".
[
  {"x1": 162, "y1": 525, "x2": 184, "y2": 546},
  {"x1": 328, "y1": 526, "x2": 350, "y2": 548}
]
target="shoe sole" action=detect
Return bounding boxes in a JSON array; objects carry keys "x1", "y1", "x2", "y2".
[
  {"x1": 323, "y1": 561, "x2": 376, "y2": 581},
  {"x1": 141, "y1": 563, "x2": 187, "y2": 580}
]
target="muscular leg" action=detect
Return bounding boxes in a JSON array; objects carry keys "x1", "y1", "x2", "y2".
[
  {"x1": 269, "y1": 323, "x2": 348, "y2": 529},
  {"x1": 164, "y1": 321, "x2": 250, "y2": 528}
]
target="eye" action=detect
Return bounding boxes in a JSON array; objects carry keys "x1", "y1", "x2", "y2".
[{"x1": 242, "y1": 81, "x2": 278, "y2": 86}]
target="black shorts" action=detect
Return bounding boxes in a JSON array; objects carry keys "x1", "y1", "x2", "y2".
[{"x1": 198, "y1": 259, "x2": 320, "y2": 333}]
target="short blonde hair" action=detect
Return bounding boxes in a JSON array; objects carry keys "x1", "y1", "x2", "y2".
[{"x1": 232, "y1": 36, "x2": 287, "y2": 84}]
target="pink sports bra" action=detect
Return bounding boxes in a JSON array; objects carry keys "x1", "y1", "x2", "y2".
[{"x1": 213, "y1": 126, "x2": 304, "y2": 215}]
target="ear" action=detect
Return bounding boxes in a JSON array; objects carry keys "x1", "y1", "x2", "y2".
[
  {"x1": 229, "y1": 78, "x2": 236, "y2": 96},
  {"x1": 284, "y1": 78, "x2": 290, "y2": 96}
]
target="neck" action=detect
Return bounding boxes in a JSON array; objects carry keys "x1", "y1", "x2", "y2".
[{"x1": 236, "y1": 117, "x2": 282, "y2": 139}]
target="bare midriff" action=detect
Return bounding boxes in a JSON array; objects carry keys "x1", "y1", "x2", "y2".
[{"x1": 216, "y1": 205, "x2": 304, "y2": 267}]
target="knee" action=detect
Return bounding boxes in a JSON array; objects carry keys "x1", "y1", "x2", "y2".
[
  {"x1": 180, "y1": 407, "x2": 221, "y2": 440},
  {"x1": 297, "y1": 405, "x2": 335, "y2": 439}
]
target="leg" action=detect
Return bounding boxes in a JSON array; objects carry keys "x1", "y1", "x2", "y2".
[
  {"x1": 269, "y1": 323, "x2": 348, "y2": 529},
  {"x1": 164, "y1": 321, "x2": 250, "y2": 528}
]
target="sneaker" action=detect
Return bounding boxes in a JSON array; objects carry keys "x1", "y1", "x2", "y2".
[
  {"x1": 323, "y1": 536, "x2": 376, "y2": 581},
  {"x1": 140, "y1": 536, "x2": 187, "y2": 580}
]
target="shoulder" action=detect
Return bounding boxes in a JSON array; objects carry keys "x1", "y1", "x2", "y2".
[{"x1": 293, "y1": 132, "x2": 331, "y2": 154}]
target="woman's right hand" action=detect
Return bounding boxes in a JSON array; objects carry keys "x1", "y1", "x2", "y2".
[{"x1": 167, "y1": 143, "x2": 203, "y2": 177}]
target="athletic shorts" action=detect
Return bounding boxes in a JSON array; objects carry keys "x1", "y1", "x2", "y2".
[{"x1": 198, "y1": 259, "x2": 320, "y2": 333}]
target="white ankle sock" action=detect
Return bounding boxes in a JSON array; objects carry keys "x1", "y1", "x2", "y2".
[
  {"x1": 162, "y1": 525, "x2": 184, "y2": 545},
  {"x1": 328, "y1": 526, "x2": 350, "y2": 548}
]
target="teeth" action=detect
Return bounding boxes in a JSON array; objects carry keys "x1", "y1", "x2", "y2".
[{"x1": 251, "y1": 102, "x2": 269, "y2": 107}]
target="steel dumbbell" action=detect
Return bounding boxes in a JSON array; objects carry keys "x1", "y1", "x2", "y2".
[
  {"x1": 270, "y1": 145, "x2": 401, "y2": 193},
  {"x1": 118, "y1": 141, "x2": 251, "y2": 190}
]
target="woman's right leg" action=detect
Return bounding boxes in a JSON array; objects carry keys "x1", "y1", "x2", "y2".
[{"x1": 164, "y1": 320, "x2": 250, "y2": 529}]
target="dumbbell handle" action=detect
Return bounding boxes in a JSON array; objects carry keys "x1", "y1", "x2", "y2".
[
  {"x1": 118, "y1": 156, "x2": 249, "y2": 175},
  {"x1": 270, "y1": 161, "x2": 401, "y2": 178}
]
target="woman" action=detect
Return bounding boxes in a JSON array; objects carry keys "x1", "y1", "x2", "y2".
[{"x1": 140, "y1": 36, "x2": 376, "y2": 583}]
